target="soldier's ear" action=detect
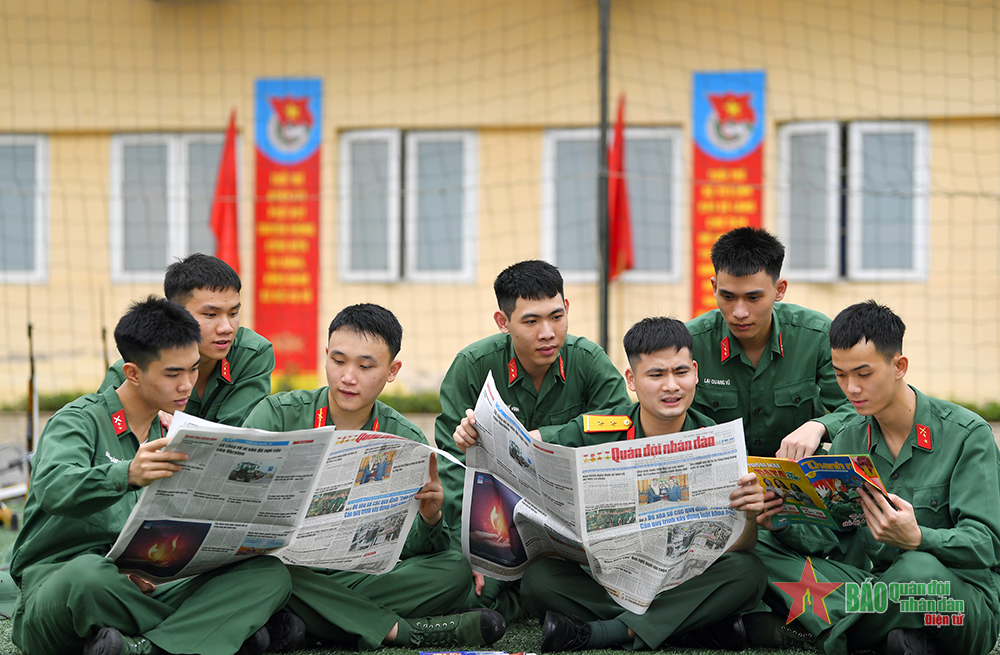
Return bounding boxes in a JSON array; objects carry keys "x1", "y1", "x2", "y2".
[
  {"x1": 494, "y1": 310, "x2": 510, "y2": 334},
  {"x1": 625, "y1": 367, "x2": 636, "y2": 393},
  {"x1": 122, "y1": 362, "x2": 142, "y2": 387}
]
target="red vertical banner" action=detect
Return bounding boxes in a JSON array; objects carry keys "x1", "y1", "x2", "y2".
[
  {"x1": 211, "y1": 109, "x2": 241, "y2": 274},
  {"x1": 691, "y1": 72, "x2": 766, "y2": 317},
  {"x1": 254, "y1": 78, "x2": 322, "y2": 376}
]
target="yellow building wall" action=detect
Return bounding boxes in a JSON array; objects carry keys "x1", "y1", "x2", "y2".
[{"x1": 1, "y1": 0, "x2": 999, "y2": 405}]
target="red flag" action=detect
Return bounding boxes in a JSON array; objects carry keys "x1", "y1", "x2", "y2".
[
  {"x1": 607, "y1": 94, "x2": 633, "y2": 281},
  {"x1": 211, "y1": 109, "x2": 240, "y2": 273}
]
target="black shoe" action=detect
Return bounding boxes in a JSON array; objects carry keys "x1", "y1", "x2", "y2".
[
  {"x1": 666, "y1": 614, "x2": 747, "y2": 651},
  {"x1": 236, "y1": 626, "x2": 270, "y2": 655},
  {"x1": 743, "y1": 611, "x2": 817, "y2": 650},
  {"x1": 540, "y1": 611, "x2": 592, "y2": 652},
  {"x1": 82, "y1": 628, "x2": 164, "y2": 655},
  {"x1": 886, "y1": 628, "x2": 939, "y2": 655},
  {"x1": 266, "y1": 611, "x2": 306, "y2": 652},
  {"x1": 409, "y1": 609, "x2": 507, "y2": 647}
]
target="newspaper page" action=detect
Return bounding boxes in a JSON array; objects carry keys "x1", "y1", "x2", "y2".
[
  {"x1": 748, "y1": 454, "x2": 888, "y2": 530},
  {"x1": 462, "y1": 374, "x2": 748, "y2": 614},
  {"x1": 108, "y1": 412, "x2": 454, "y2": 582}
]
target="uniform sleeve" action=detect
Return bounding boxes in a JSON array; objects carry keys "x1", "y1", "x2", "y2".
[
  {"x1": 810, "y1": 330, "x2": 856, "y2": 440},
  {"x1": 582, "y1": 348, "x2": 630, "y2": 413},
  {"x1": 400, "y1": 513, "x2": 451, "y2": 558},
  {"x1": 30, "y1": 411, "x2": 133, "y2": 517},
  {"x1": 97, "y1": 360, "x2": 126, "y2": 393},
  {"x1": 216, "y1": 344, "x2": 275, "y2": 427},
  {"x1": 433, "y1": 353, "x2": 480, "y2": 550},
  {"x1": 542, "y1": 415, "x2": 589, "y2": 448},
  {"x1": 917, "y1": 424, "x2": 1000, "y2": 569},
  {"x1": 241, "y1": 396, "x2": 282, "y2": 430}
]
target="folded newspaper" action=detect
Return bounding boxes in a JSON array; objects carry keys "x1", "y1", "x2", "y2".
[
  {"x1": 462, "y1": 372, "x2": 749, "y2": 615},
  {"x1": 747, "y1": 454, "x2": 889, "y2": 530},
  {"x1": 107, "y1": 412, "x2": 458, "y2": 582}
]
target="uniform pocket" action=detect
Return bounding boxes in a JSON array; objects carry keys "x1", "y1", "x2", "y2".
[
  {"x1": 696, "y1": 385, "x2": 739, "y2": 412},
  {"x1": 912, "y1": 483, "x2": 951, "y2": 529}
]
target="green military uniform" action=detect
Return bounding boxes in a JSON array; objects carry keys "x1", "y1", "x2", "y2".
[
  {"x1": 100, "y1": 326, "x2": 274, "y2": 427},
  {"x1": 756, "y1": 386, "x2": 1000, "y2": 655},
  {"x1": 687, "y1": 302, "x2": 854, "y2": 456},
  {"x1": 435, "y1": 333, "x2": 630, "y2": 549},
  {"x1": 520, "y1": 406, "x2": 767, "y2": 649},
  {"x1": 243, "y1": 388, "x2": 472, "y2": 650},
  {"x1": 11, "y1": 386, "x2": 291, "y2": 655}
]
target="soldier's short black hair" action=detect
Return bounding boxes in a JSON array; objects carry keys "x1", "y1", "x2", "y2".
[
  {"x1": 830, "y1": 300, "x2": 905, "y2": 362},
  {"x1": 328, "y1": 303, "x2": 403, "y2": 359},
  {"x1": 494, "y1": 260, "x2": 564, "y2": 317},
  {"x1": 710, "y1": 227, "x2": 785, "y2": 282},
  {"x1": 115, "y1": 296, "x2": 201, "y2": 371},
  {"x1": 164, "y1": 253, "x2": 242, "y2": 304},
  {"x1": 623, "y1": 317, "x2": 694, "y2": 367}
]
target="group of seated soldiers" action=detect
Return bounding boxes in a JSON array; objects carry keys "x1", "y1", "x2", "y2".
[{"x1": 10, "y1": 227, "x2": 998, "y2": 655}]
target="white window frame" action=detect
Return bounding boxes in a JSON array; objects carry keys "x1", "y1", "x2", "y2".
[
  {"x1": 0, "y1": 134, "x2": 49, "y2": 284},
  {"x1": 621, "y1": 126, "x2": 684, "y2": 284},
  {"x1": 404, "y1": 131, "x2": 479, "y2": 284},
  {"x1": 776, "y1": 121, "x2": 841, "y2": 282},
  {"x1": 110, "y1": 133, "x2": 227, "y2": 284},
  {"x1": 846, "y1": 121, "x2": 930, "y2": 282},
  {"x1": 541, "y1": 127, "x2": 684, "y2": 284},
  {"x1": 338, "y1": 129, "x2": 401, "y2": 283},
  {"x1": 179, "y1": 132, "x2": 229, "y2": 255}
]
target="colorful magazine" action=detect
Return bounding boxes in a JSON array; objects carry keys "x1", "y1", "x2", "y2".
[{"x1": 747, "y1": 454, "x2": 888, "y2": 530}]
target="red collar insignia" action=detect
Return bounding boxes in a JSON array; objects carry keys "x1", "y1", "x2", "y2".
[
  {"x1": 372, "y1": 417, "x2": 379, "y2": 432},
  {"x1": 111, "y1": 409, "x2": 128, "y2": 436},
  {"x1": 867, "y1": 423, "x2": 871, "y2": 450},
  {"x1": 721, "y1": 337, "x2": 730, "y2": 362},
  {"x1": 220, "y1": 358, "x2": 232, "y2": 383},
  {"x1": 779, "y1": 333, "x2": 784, "y2": 357},
  {"x1": 508, "y1": 357, "x2": 518, "y2": 384},
  {"x1": 314, "y1": 407, "x2": 328, "y2": 428},
  {"x1": 558, "y1": 356, "x2": 566, "y2": 381},
  {"x1": 626, "y1": 424, "x2": 635, "y2": 440},
  {"x1": 916, "y1": 424, "x2": 932, "y2": 450}
]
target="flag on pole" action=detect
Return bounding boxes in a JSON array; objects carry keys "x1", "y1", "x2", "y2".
[
  {"x1": 211, "y1": 109, "x2": 240, "y2": 273},
  {"x1": 607, "y1": 93, "x2": 633, "y2": 282}
]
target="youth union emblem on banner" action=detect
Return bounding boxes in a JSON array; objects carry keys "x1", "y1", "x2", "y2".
[
  {"x1": 705, "y1": 92, "x2": 756, "y2": 152},
  {"x1": 266, "y1": 97, "x2": 314, "y2": 154}
]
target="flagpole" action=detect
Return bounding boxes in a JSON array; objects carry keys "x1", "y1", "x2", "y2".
[{"x1": 597, "y1": 0, "x2": 610, "y2": 353}]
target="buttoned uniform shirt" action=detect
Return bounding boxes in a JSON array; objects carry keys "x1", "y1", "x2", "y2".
[
  {"x1": 434, "y1": 333, "x2": 630, "y2": 547},
  {"x1": 687, "y1": 302, "x2": 853, "y2": 457},
  {"x1": 242, "y1": 387, "x2": 447, "y2": 556},
  {"x1": 774, "y1": 386, "x2": 1000, "y2": 606},
  {"x1": 11, "y1": 386, "x2": 163, "y2": 588},
  {"x1": 543, "y1": 401, "x2": 716, "y2": 448},
  {"x1": 100, "y1": 326, "x2": 274, "y2": 427}
]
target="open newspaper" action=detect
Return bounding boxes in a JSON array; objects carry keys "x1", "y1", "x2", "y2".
[
  {"x1": 747, "y1": 454, "x2": 889, "y2": 530},
  {"x1": 108, "y1": 412, "x2": 457, "y2": 582},
  {"x1": 462, "y1": 372, "x2": 748, "y2": 615}
]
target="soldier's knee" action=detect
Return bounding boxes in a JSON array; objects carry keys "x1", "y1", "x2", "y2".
[{"x1": 879, "y1": 551, "x2": 947, "y2": 584}]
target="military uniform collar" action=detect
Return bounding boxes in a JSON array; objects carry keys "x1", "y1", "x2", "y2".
[
  {"x1": 102, "y1": 385, "x2": 164, "y2": 441},
  {"x1": 505, "y1": 337, "x2": 566, "y2": 387},
  {"x1": 719, "y1": 308, "x2": 784, "y2": 363},
  {"x1": 865, "y1": 385, "x2": 933, "y2": 455}
]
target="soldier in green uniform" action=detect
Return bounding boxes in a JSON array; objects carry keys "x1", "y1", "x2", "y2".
[
  {"x1": 11, "y1": 297, "x2": 293, "y2": 655},
  {"x1": 101, "y1": 253, "x2": 273, "y2": 427},
  {"x1": 243, "y1": 304, "x2": 505, "y2": 651},
  {"x1": 516, "y1": 317, "x2": 766, "y2": 652},
  {"x1": 438, "y1": 260, "x2": 630, "y2": 617},
  {"x1": 686, "y1": 227, "x2": 854, "y2": 459},
  {"x1": 748, "y1": 301, "x2": 1000, "y2": 655}
]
